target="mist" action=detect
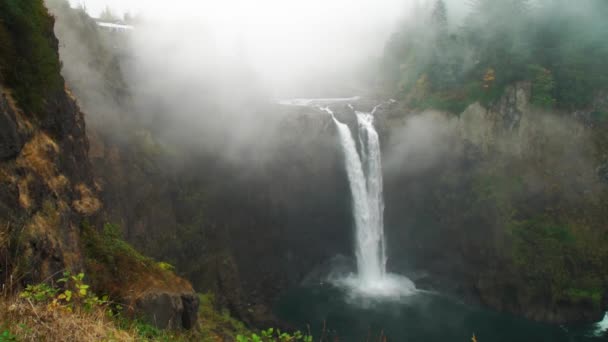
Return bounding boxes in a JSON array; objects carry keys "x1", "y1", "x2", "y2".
[
  {"x1": 73, "y1": 0, "x2": 411, "y2": 95},
  {"x1": 39, "y1": 0, "x2": 608, "y2": 335}
]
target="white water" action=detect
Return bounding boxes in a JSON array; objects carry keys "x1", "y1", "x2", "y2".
[
  {"x1": 323, "y1": 106, "x2": 415, "y2": 298},
  {"x1": 277, "y1": 96, "x2": 361, "y2": 107},
  {"x1": 593, "y1": 312, "x2": 608, "y2": 336}
]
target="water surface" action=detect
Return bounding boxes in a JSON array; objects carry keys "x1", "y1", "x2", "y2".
[{"x1": 276, "y1": 283, "x2": 606, "y2": 342}]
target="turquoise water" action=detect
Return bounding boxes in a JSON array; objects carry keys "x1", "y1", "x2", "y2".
[{"x1": 276, "y1": 283, "x2": 606, "y2": 341}]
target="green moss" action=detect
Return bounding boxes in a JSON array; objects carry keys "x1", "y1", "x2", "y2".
[
  {"x1": 508, "y1": 215, "x2": 608, "y2": 306},
  {"x1": 81, "y1": 222, "x2": 162, "y2": 295},
  {"x1": 91, "y1": 222, "x2": 153, "y2": 265},
  {"x1": 198, "y1": 293, "x2": 252, "y2": 340},
  {"x1": 564, "y1": 288, "x2": 602, "y2": 308},
  {"x1": 409, "y1": 80, "x2": 507, "y2": 114},
  {"x1": 529, "y1": 65, "x2": 556, "y2": 108},
  {"x1": 591, "y1": 111, "x2": 608, "y2": 123}
]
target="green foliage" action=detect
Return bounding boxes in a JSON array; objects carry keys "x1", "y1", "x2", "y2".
[
  {"x1": 198, "y1": 293, "x2": 252, "y2": 340},
  {"x1": 564, "y1": 288, "x2": 602, "y2": 308},
  {"x1": 529, "y1": 65, "x2": 556, "y2": 108},
  {"x1": 81, "y1": 222, "x2": 166, "y2": 299},
  {"x1": 56, "y1": 271, "x2": 108, "y2": 311},
  {"x1": 132, "y1": 320, "x2": 165, "y2": 339},
  {"x1": 237, "y1": 328, "x2": 313, "y2": 342},
  {"x1": 0, "y1": 0, "x2": 63, "y2": 115},
  {"x1": 509, "y1": 216, "x2": 607, "y2": 306},
  {"x1": 19, "y1": 283, "x2": 58, "y2": 302},
  {"x1": 20, "y1": 272, "x2": 108, "y2": 312},
  {"x1": 157, "y1": 261, "x2": 175, "y2": 271},
  {"x1": 591, "y1": 111, "x2": 608, "y2": 123},
  {"x1": 84, "y1": 222, "x2": 153, "y2": 271},
  {"x1": 0, "y1": 330, "x2": 17, "y2": 342},
  {"x1": 382, "y1": 0, "x2": 608, "y2": 112}
]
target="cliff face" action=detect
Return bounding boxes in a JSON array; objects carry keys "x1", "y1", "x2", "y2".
[
  {"x1": 382, "y1": 82, "x2": 608, "y2": 324},
  {"x1": 0, "y1": 37, "x2": 99, "y2": 290},
  {"x1": 0, "y1": 1, "x2": 198, "y2": 330}
]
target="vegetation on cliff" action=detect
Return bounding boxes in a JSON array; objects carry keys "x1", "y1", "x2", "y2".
[
  {"x1": 382, "y1": 0, "x2": 608, "y2": 113},
  {"x1": 0, "y1": 0, "x2": 62, "y2": 115}
]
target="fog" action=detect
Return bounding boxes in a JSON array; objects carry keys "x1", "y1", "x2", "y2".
[
  {"x1": 72, "y1": 0, "x2": 415, "y2": 96},
  {"x1": 52, "y1": 0, "x2": 608, "y2": 165}
]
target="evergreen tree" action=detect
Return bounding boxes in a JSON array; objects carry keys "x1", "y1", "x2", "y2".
[
  {"x1": 99, "y1": 6, "x2": 117, "y2": 21},
  {"x1": 431, "y1": 0, "x2": 448, "y2": 30}
]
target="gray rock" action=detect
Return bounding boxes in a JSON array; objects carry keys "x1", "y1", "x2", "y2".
[
  {"x1": 492, "y1": 82, "x2": 531, "y2": 131},
  {"x1": 135, "y1": 291, "x2": 199, "y2": 330},
  {"x1": 597, "y1": 162, "x2": 608, "y2": 184},
  {"x1": 180, "y1": 294, "x2": 199, "y2": 330}
]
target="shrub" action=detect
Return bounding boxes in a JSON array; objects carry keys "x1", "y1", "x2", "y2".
[
  {"x1": 0, "y1": 330, "x2": 17, "y2": 342},
  {"x1": 529, "y1": 65, "x2": 556, "y2": 108},
  {"x1": 237, "y1": 328, "x2": 313, "y2": 342},
  {"x1": 19, "y1": 272, "x2": 108, "y2": 313}
]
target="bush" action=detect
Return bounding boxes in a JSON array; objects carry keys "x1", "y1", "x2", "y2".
[
  {"x1": 0, "y1": 330, "x2": 17, "y2": 342},
  {"x1": 529, "y1": 65, "x2": 556, "y2": 108},
  {"x1": 237, "y1": 328, "x2": 313, "y2": 342}
]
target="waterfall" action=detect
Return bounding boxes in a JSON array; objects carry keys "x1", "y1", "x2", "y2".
[
  {"x1": 330, "y1": 110, "x2": 386, "y2": 285},
  {"x1": 323, "y1": 105, "x2": 414, "y2": 297}
]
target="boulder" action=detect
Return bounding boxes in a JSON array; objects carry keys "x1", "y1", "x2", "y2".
[{"x1": 135, "y1": 291, "x2": 199, "y2": 330}]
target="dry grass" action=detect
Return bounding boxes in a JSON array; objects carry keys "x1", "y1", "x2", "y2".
[
  {"x1": 0, "y1": 296, "x2": 137, "y2": 342},
  {"x1": 16, "y1": 132, "x2": 70, "y2": 197},
  {"x1": 17, "y1": 174, "x2": 34, "y2": 210},
  {"x1": 72, "y1": 183, "x2": 102, "y2": 216},
  {"x1": 0, "y1": 291, "x2": 240, "y2": 342},
  {"x1": 0, "y1": 86, "x2": 33, "y2": 133}
]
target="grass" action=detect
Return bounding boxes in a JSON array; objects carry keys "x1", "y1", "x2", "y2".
[
  {"x1": 0, "y1": 294, "x2": 135, "y2": 341},
  {"x1": 0, "y1": 283, "x2": 254, "y2": 342},
  {"x1": 198, "y1": 293, "x2": 252, "y2": 340}
]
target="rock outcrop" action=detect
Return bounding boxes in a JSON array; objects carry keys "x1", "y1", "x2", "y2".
[
  {"x1": 382, "y1": 82, "x2": 607, "y2": 324},
  {"x1": 135, "y1": 291, "x2": 200, "y2": 330}
]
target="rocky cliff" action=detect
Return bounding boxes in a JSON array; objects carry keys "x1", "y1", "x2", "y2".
[
  {"x1": 381, "y1": 82, "x2": 608, "y2": 324},
  {"x1": 0, "y1": 0, "x2": 198, "y2": 330}
]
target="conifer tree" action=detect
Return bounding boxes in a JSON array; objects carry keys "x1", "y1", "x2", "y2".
[{"x1": 431, "y1": 0, "x2": 448, "y2": 30}]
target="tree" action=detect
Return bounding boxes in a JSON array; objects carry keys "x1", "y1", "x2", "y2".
[
  {"x1": 99, "y1": 6, "x2": 117, "y2": 21},
  {"x1": 431, "y1": 0, "x2": 448, "y2": 30}
]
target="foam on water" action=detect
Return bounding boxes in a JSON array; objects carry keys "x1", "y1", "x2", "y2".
[{"x1": 592, "y1": 312, "x2": 608, "y2": 337}]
